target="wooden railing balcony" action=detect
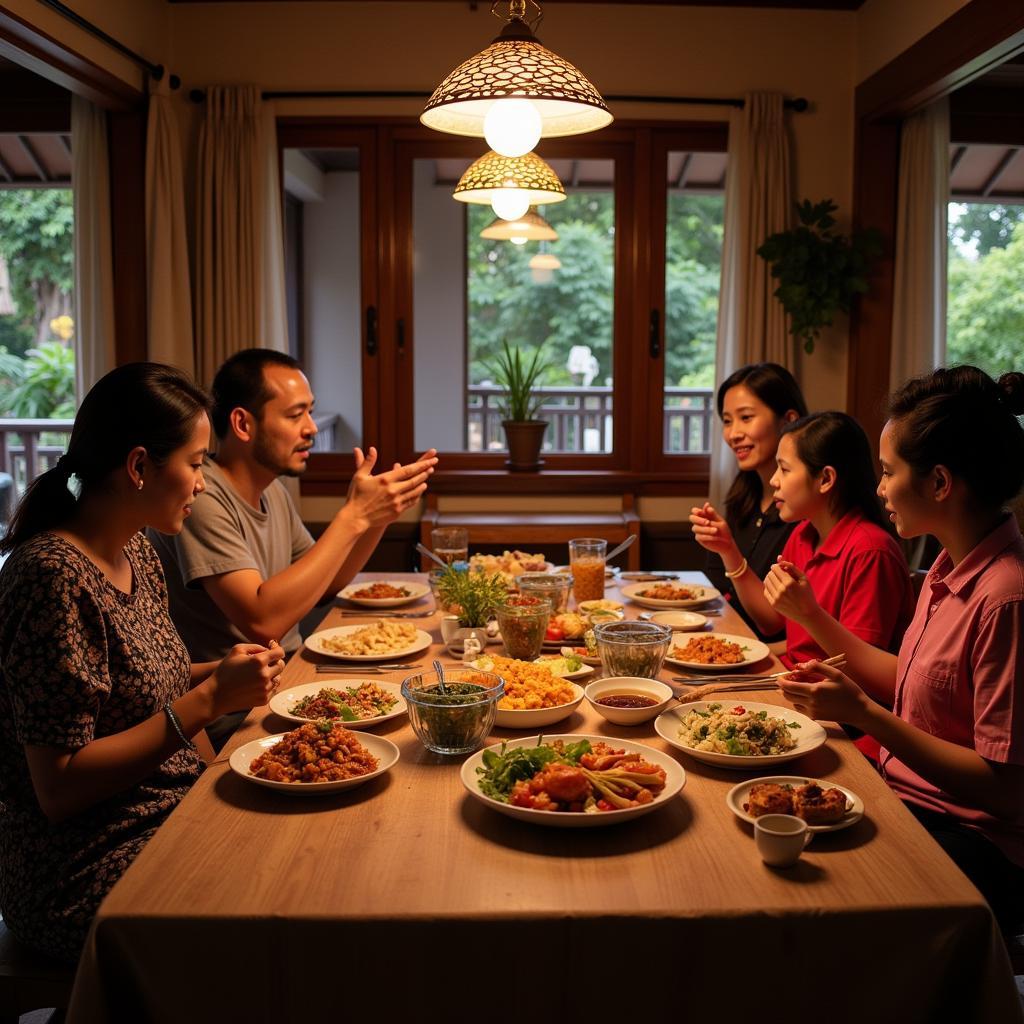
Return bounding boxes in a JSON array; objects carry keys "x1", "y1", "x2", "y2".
[
  {"x1": 0, "y1": 418, "x2": 75, "y2": 500},
  {"x1": 466, "y1": 385, "x2": 714, "y2": 454}
]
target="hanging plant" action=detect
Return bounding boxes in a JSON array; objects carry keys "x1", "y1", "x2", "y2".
[{"x1": 757, "y1": 199, "x2": 882, "y2": 353}]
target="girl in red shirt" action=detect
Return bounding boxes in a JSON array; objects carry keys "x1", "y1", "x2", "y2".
[
  {"x1": 780, "y1": 366, "x2": 1024, "y2": 933},
  {"x1": 722, "y1": 411, "x2": 915, "y2": 668}
]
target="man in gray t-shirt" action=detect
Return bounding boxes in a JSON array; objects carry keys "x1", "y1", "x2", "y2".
[{"x1": 152, "y1": 349, "x2": 437, "y2": 669}]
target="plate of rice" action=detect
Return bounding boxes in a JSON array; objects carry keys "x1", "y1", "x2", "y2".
[
  {"x1": 269, "y1": 679, "x2": 407, "y2": 728},
  {"x1": 230, "y1": 722, "x2": 400, "y2": 794},
  {"x1": 655, "y1": 700, "x2": 826, "y2": 769},
  {"x1": 473, "y1": 654, "x2": 586, "y2": 727}
]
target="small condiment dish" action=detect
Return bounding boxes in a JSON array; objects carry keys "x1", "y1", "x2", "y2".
[
  {"x1": 643, "y1": 609, "x2": 708, "y2": 632},
  {"x1": 584, "y1": 676, "x2": 674, "y2": 725}
]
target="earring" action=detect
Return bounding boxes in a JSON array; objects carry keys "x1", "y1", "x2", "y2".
[{"x1": 137, "y1": 479, "x2": 144, "y2": 491}]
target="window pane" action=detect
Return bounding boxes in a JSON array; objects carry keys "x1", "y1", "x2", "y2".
[
  {"x1": 0, "y1": 185, "x2": 76, "y2": 495},
  {"x1": 282, "y1": 147, "x2": 361, "y2": 453},
  {"x1": 947, "y1": 201, "x2": 1024, "y2": 378},
  {"x1": 413, "y1": 157, "x2": 616, "y2": 454},
  {"x1": 663, "y1": 152, "x2": 724, "y2": 454}
]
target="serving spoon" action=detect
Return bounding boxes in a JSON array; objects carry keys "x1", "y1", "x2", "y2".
[
  {"x1": 603, "y1": 534, "x2": 637, "y2": 564},
  {"x1": 433, "y1": 657, "x2": 448, "y2": 694},
  {"x1": 416, "y1": 543, "x2": 449, "y2": 571}
]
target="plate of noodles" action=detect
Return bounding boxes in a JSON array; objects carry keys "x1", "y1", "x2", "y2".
[{"x1": 304, "y1": 622, "x2": 432, "y2": 661}]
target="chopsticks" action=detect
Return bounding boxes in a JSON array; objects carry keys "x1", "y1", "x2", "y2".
[
  {"x1": 335, "y1": 610, "x2": 435, "y2": 618},
  {"x1": 672, "y1": 654, "x2": 846, "y2": 701},
  {"x1": 316, "y1": 663, "x2": 422, "y2": 674}
]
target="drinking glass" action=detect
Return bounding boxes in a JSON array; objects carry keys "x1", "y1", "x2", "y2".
[
  {"x1": 568, "y1": 537, "x2": 606, "y2": 603},
  {"x1": 432, "y1": 527, "x2": 469, "y2": 565}
]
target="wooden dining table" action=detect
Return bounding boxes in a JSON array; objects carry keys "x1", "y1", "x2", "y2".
[{"x1": 68, "y1": 571, "x2": 1021, "y2": 1023}]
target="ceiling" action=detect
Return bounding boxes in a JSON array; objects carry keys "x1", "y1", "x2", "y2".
[
  {"x1": 170, "y1": 0, "x2": 865, "y2": 8},
  {"x1": 0, "y1": 134, "x2": 71, "y2": 187}
]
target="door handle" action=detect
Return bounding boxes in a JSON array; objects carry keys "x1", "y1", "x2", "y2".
[
  {"x1": 366, "y1": 305, "x2": 378, "y2": 357},
  {"x1": 649, "y1": 308, "x2": 661, "y2": 359}
]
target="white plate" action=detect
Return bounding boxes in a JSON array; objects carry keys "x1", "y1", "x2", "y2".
[
  {"x1": 664, "y1": 632, "x2": 771, "y2": 671},
  {"x1": 269, "y1": 679, "x2": 407, "y2": 729},
  {"x1": 655, "y1": 700, "x2": 827, "y2": 770},
  {"x1": 460, "y1": 733, "x2": 686, "y2": 827},
  {"x1": 530, "y1": 657, "x2": 596, "y2": 681},
  {"x1": 304, "y1": 624, "x2": 433, "y2": 662},
  {"x1": 229, "y1": 730, "x2": 400, "y2": 794},
  {"x1": 337, "y1": 580, "x2": 430, "y2": 608},
  {"x1": 494, "y1": 683, "x2": 586, "y2": 728},
  {"x1": 620, "y1": 581, "x2": 722, "y2": 609},
  {"x1": 643, "y1": 610, "x2": 709, "y2": 632},
  {"x1": 726, "y1": 775, "x2": 864, "y2": 833}
]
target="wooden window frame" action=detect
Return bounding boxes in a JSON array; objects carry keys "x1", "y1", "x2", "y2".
[{"x1": 283, "y1": 117, "x2": 727, "y2": 497}]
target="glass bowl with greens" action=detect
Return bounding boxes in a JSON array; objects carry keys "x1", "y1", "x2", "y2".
[
  {"x1": 593, "y1": 620, "x2": 672, "y2": 680},
  {"x1": 401, "y1": 668, "x2": 504, "y2": 755}
]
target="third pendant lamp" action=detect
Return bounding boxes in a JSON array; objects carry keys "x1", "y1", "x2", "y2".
[{"x1": 421, "y1": 0, "x2": 613, "y2": 157}]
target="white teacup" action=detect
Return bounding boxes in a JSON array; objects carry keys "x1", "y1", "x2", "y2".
[{"x1": 754, "y1": 814, "x2": 812, "y2": 867}]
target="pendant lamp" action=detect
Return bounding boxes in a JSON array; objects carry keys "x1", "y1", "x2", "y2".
[
  {"x1": 421, "y1": 0, "x2": 612, "y2": 157},
  {"x1": 453, "y1": 150, "x2": 565, "y2": 220},
  {"x1": 480, "y1": 209, "x2": 559, "y2": 243}
]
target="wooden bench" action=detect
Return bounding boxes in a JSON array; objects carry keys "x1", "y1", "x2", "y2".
[
  {"x1": 0, "y1": 921, "x2": 72, "y2": 1024},
  {"x1": 419, "y1": 493, "x2": 641, "y2": 571}
]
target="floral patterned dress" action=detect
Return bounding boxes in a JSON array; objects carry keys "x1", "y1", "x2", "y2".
[{"x1": 0, "y1": 532, "x2": 203, "y2": 962}]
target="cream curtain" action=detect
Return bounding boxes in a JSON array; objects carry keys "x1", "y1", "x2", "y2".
[
  {"x1": 71, "y1": 95, "x2": 116, "y2": 397},
  {"x1": 709, "y1": 92, "x2": 792, "y2": 507},
  {"x1": 195, "y1": 86, "x2": 288, "y2": 385},
  {"x1": 145, "y1": 79, "x2": 194, "y2": 374},
  {"x1": 890, "y1": 98, "x2": 949, "y2": 389}
]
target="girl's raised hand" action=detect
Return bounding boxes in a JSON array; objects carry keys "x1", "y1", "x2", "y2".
[
  {"x1": 779, "y1": 659, "x2": 871, "y2": 728},
  {"x1": 688, "y1": 502, "x2": 740, "y2": 560},
  {"x1": 763, "y1": 559, "x2": 820, "y2": 623}
]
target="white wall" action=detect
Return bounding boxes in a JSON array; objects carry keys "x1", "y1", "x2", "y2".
[
  {"x1": 412, "y1": 158, "x2": 466, "y2": 452},
  {"x1": 301, "y1": 169, "x2": 362, "y2": 451}
]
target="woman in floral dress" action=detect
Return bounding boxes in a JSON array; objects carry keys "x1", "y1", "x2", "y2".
[{"x1": 0, "y1": 363, "x2": 285, "y2": 962}]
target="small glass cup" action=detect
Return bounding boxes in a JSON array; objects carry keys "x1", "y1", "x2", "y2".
[
  {"x1": 432, "y1": 527, "x2": 469, "y2": 565},
  {"x1": 516, "y1": 572, "x2": 573, "y2": 614},
  {"x1": 494, "y1": 595, "x2": 552, "y2": 661},
  {"x1": 593, "y1": 620, "x2": 672, "y2": 679},
  {"x1": 401, "y1": 667, "x2": 503, "y2": 755},
  {"x1": 568, "y1": 537, "x2": 607, "y2": 603}
]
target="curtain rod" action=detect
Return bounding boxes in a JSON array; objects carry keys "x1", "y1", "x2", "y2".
[
  {"x1": 189, "y1": 88, "x2": 809, "y2": 111},
  {"x1": 38, "y1": 0, "x2": 180, "y2": 88}
]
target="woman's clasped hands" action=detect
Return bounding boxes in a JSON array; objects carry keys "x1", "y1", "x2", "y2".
[{"x1": 207, "y1": 642, "x2": 286, "y2": 716}]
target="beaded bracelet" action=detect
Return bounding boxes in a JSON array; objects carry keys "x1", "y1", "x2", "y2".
[
  {"x1": 163, "y1": 702, "x2": 198, "y2": 752},
  {"x1": 724, "y1": 557, "x2": 749, "y2": 579}
]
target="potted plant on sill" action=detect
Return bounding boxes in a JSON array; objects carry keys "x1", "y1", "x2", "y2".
[
  {"x1": 757, "y1": 198, "x2": 882, "y2": 354},
  {"x1": 435, "y1": 563, "x2": 508, "y2": 655},
  {"x1": 488, "y1": 340, "x2": 551, "y2": 471}
]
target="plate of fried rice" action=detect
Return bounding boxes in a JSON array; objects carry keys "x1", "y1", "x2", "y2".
[
  {"x1": 655, "y1": 700, "x2": 826, "y2": 769},
  {"x1": 230, "y1": 722, "x2": 400, "y2": 793},
  {"x1": 472, "y1": 654, "x2": 587, "y2": 727},
  {"x1": 269, "y1": 679, "x2": 407, "y2": 728}
]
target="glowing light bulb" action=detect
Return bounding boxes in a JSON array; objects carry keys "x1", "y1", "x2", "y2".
[
  {"x1": 510, "y1": 236, "x2": 529, "y2": 246},
  {"x1": 483, "y1": 100, "x2": 543, "y2": 158},
  {"x1": 491, "y1": 190, "x2": 531, "y2": 221}
]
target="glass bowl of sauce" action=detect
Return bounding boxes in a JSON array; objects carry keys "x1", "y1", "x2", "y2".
[{"x1": 585, "y1": 676, "x2": 674, "y2": 725}]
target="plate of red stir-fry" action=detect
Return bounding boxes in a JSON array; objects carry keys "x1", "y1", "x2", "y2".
[{"x1": 461, "y1": 734, "x2": 686, "y2": 827}]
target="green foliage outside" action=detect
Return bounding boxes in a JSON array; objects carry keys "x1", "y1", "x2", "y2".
[
  {"x1": 466, "y1": 191, "x2": 722, "y2": 389},
  {"x1": 947, "y1": 203, "x2": 1024, "y2": 378},
  {"x1": 0, "y1": 189, "x2": 76, "y2": 419}
]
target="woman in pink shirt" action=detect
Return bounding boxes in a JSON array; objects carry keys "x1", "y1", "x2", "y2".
[
  {"x1": 781, "y1": 366, "x2": 1024, "y2": 932},
  {"x1": 720, "y1": 411, "x2": 914, "y2": 669}
]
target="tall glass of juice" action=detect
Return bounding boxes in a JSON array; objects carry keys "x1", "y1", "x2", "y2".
[{"x1": 568, "y1": 537, "x2": 607, "y2": 603}]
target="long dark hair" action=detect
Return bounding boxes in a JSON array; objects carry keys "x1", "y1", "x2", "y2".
[
  {"x1": 888, "y1": 365, "x2": 1024, "y2": 510},
  {"x1": 718, "y1": 363, "x2": 808, "y2": 524},
  {"x1": 0, "y1": 363, "x2": 210, "y2": 553},
  {"x1": 780, "y1": 411, "x2": 887, "y2": 529}
]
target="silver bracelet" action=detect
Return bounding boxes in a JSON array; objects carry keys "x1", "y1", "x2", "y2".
[{"x1": 163, "y1": 702, "x2": 198, "y2": 752}]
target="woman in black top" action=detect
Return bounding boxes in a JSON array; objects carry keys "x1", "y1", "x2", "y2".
[{"x1": 690, "y1": 363, "x2": 808, "y2": 641}]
